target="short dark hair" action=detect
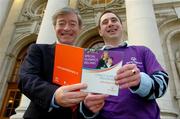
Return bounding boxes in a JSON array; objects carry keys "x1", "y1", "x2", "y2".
[
  {"x1": 52, "y1": 7, "x2": 82, "y2": 28},
  {"x1": 98, "y1": 10, "x2": 122, "y2": 29}
]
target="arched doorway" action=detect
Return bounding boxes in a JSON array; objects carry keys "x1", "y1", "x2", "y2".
[
  {"x1": 82, "y1": 35, "x2": 104, "y2": 49},
  {"x1": 0, "y1": 43, "x2": 33, "y2": 119},
  {"x1": 77, "y1": 26, "x2": 105, "y2": 49}
]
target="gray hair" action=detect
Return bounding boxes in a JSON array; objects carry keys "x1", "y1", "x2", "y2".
[{"x1": 52, "y1": 7, "x2": 82, "y2": 28}]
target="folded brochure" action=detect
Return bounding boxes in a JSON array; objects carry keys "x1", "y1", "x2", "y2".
[{"x1": 53, "y1": 44, "x2": 123, "y2": 96}]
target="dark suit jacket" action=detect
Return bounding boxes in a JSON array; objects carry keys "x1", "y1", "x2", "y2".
[
  {"x1": 19, "y1": 44, "x2": 90, "y2": 119},
  {"x1": 18, "y1": 43, "x2": 167, "y2": 119}
]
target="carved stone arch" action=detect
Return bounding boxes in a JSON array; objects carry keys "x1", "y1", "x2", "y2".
[
  {"x1": 75, "y1": 26, "x2": 104, "y2": 48},
  {"x1": 166, "y1": 30, "x2": 180, "y2": 77},
  {"x1": 159, "y1": 18, "x2": 180, "y2": 74},
  {"x1": 7, "y1": 33, "x2": 37, "y2": 58},
  {"x1": 158, "y1": 17, "x2": 180, "y2": 67},
  {"x1": 166, "y1": 30, "x2": 180, "y2": 109},
  {"x1": 159, "y1": 17, "x2": 178, "y2": 30},
  {"x1": 159, "y1": 19, "x2": 180, "y2": 109},
  {"x1": 6, "y1": 33, "x2": 37, "y2": 83}
]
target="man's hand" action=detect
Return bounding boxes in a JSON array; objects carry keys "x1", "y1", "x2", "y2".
[
  {"x1": 55, "y1": 83, "x2": 88, "y2": 107},
  {"x1": 115, "y1": 64, "x2": 141, "y2": 89},
  {"x1": 84, "y1": 93, "x2": 108, "y2": 113}
]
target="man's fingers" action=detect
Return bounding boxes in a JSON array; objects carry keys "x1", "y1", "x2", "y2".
[
  {"x1": 119, "y1": 78, "x2": 140, "y2": 89},
  {"x1": 67, "y1": 97, "x2": 86, "y2": 104},
  {"x1": 115, "y1": 74, "x2": 137, "y2": 85},
  {"x1": 85, "y1": 93, "x2": 108, "y2": 100},
  {"x1": 64, "y1": 83, "x2": 87, "y2": 92},
  {"x1": 115, "y1": 67, "x2": 140, "y2": 80},
  {"x1": 84, "y1": 94, "x2": 108, "y2": 108},
  {"x1": 88, "y1": 102, "x2": 104, "y2": 113},
  {"x1": 64, "y1": 91, "x2": 88, "y2": 99},
  {"x1": 54, "y1": 86, "x2": 87, "y2": 107},
  {"x1": 85, "y1": 99, "x2": 104, "y2": 107},
  {"x1": 117, "y1": 64, "x2": 136, "y2": 74}
]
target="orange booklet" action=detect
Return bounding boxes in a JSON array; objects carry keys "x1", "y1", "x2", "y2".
[{"x1": 53, "y1": 44, "x2": 84, "y2": 86}]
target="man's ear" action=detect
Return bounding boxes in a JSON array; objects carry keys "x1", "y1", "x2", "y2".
[
  {"x1": 98, "y1": 28, "x2": 102, "y2": 36},
  {"x1": 77, "y1": 26, "x2": 82, "y2": 34},
  {"x1": 53, "y1": 25, "x2": 56, "y2": 30},
  {"x1": 79, "y1": 26, "x2": 82, "y2": 32}
]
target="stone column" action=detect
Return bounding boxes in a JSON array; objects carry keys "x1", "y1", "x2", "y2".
[
  {"x1": 0, "y1": 0, "x2": 25, "y2": 110},
  {"x1": 125, "y1": 0, "x2": 179, "y2": 118},
  {"x1": 0, "y1": 0, "x2": 25, "y2": 79},
  {"x1": 125, "y1": 0, "x2": 164, "y2": 65},
  {"x1": 10, "y1": 0, "x2": 68, "y2": 119},
  {"x1": 0, "y1": 0, "x2": 13, "y2": 34}
]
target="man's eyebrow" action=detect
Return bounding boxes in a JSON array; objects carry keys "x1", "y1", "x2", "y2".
[
  {"x1": 57, "y1": 19, "x2": 65, "y2": 22},
  {"x1": 111, "y1": 17, "x2": 118, "y2": 19},
  {"x1": 70, "y1": 20, "x2": 77, "y2": 22},
  {"x1": 102, "y1": 16, "x2": 117, "y2": 21},
  {"x1": 57, "y1": 19, "x2": 77, "y2": 23},
  {"x1": 69, "y1": 20, "x2": 78, "y2": 24},
  {"x1": 101, "y1": 18, "x2": 108, "y2": 22}
]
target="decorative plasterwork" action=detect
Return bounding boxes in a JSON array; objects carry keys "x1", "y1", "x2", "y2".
[
  {"x1": 20, "y1": 0, "x2": 47, "y2": 21},
  {"x1": 77, "y1": 0, "x2": 125, "y2": 21},
  {"x1": 11, "y1": 0, "x2": 47, "y2": 45},
  {"x1": 154, "y1": 2, "x2": 180, "y2": 26},
  {"x1": 155, "y1": 9, "x2": 177, "y2": 26}
]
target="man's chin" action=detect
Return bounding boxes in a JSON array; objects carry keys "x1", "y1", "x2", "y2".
[
  {"x1": 108, "y1": 36, "x2": 119, "y2": 40},
  {"x1": 59, "y1": 40, "x2": 74, "y2": 45}
]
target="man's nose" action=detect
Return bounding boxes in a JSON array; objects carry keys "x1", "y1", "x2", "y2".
[
  {"x1": 108, "y1": 20, "x2": 114, "y2": 27},
  {"x1": 64, "y1": 24, "x2": 71, "y2": 31}
]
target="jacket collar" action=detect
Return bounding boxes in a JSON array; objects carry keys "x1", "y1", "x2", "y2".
[{"x1": 101, "y1": 41, "x2": 128, "y2": 50}]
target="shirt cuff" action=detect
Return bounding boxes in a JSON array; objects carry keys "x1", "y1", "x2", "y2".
[
  {"x1": 79, "y1": 102, "x2": 99, "y2": 119},
  {"x1": 48, "y1": 92, "x2": 60, "y2": 112},
  {"x1": 130, "y1": 72, "x2": 153, "y2": 97}
]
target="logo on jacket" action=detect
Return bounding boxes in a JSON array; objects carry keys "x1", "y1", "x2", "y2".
[{"x1": 126, "y1": 57, "x2": 143, "y2": 67}]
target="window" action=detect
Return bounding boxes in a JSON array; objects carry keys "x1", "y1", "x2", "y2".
[
  {"x1": 82, "y1": 35, "x2": 104, "y2": 49},
  {"x1": 89, "y1": 41, "x2": 104, "y2": 49},
  {"x1": 3, "y1": 89, "x2": 21, "y2": 118}
]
